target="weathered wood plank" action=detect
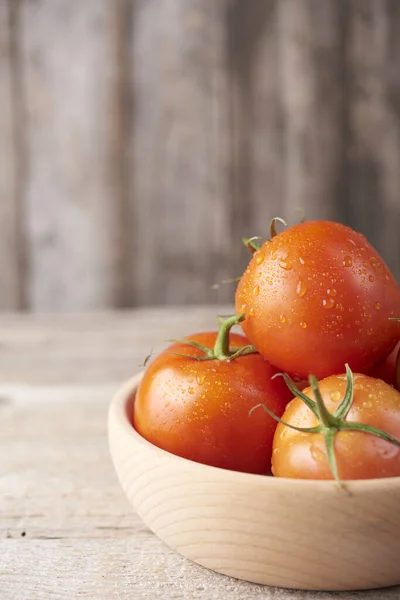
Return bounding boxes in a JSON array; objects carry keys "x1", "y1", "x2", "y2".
[
  {"x1": 278, "y1": 0, "x2": 345, "y2": 222},
  {"x1": 0, "y1": 1, "x2": 20, "y2": 309},
  {"x1": 19, "y1": 0, "x2": 125, "y2": 311},
  {"x1": 226, "y1": 0, "x2": 284, "y2": 270},
  {"x1": 128, "y1": 0, "x2": 232, "y2": 306},
  {"x1": 0, "y1": 307, "x2": 232, "y2": 384},
  {"x1": 2, "y1": 0, "x2": 400, "y2": 312},
  {"x1": 346, "y1": 0, "x2": 400, "y2": 281}
]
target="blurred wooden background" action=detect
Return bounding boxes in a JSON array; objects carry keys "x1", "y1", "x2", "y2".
[{"x1": 1, "y1": 0, "x2": 400, "y2": 312}]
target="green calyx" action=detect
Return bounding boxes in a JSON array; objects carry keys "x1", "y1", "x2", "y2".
[
  {"x1": 168, "y1": 314, "x2": 258, "y2": 362},
  {"x1": 269, "y1": 216, "x2": 287, "y2": 239},
  {"x1": 242, "y1": 236, "x2": 264, "y2": 254},
  {"x1": 251, "y1": 364, "x2": 400, "y2": 482},
  {"x1": 242, "y1": 217, "x2": 288, "y2": 255}
]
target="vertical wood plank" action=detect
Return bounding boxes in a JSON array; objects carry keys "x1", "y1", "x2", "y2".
[
  {"x1": 347, "y1": 0, "x2": 400, "y2": 280},
  {"x1": 278, "y1": 0, "x2": 345, "y2": 221},
  {"x1": 226, "y1": 0, "x2": 284, "y2": 265},
  {"x1": 128, "y1": 0, "x2": 232, "y2": 305},
  {"x1": 19, "y1": 0, "x2": 125, "y2": 311},
  {"x1": 0, "y1": 1, "x2": 20, "y2": 309}
]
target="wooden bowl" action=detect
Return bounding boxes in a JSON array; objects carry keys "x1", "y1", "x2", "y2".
[{"x1": 108, "y1": 374, "x2": 400, "y2": 591}]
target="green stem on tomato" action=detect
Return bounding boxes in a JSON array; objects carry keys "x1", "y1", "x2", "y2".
[
  {"x1": 308, "y1": 375, "x2": 340, "y2": 429},
  {"x1": 252, "y1": 364, "x2": 400, "y2": 483},
  {"x1": 270, "y1": 217, "x2": 287, "y2": 239},
  {"x1": 167, "y1": 313, "x2": 258, "y2": 362},
  {"x1": 242, "y1": 236, "x2": 263, "y2": 254},
  {"x1": 213, "y1": 314, "x2": 244, "y2": 358}
]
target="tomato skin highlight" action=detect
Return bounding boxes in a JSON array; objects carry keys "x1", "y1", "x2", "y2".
[
  {"x1": 272, "y1": 374, "x2": 400, "y2": 480},
  {"x1": 133, "y1": 332, "x2": 292, "y2": 474},
  {"x1": 235, "y1": 220, "x2": 400, "y2": 379}
]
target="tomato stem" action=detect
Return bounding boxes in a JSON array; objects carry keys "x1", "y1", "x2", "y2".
[
  {"x1": 242, "y1": 236, "x2": 263, "y2": 254},
  {"x1": 308, "y1": 375, "x2": 339, "y2": 429},
  {"x1": 270, "y1": 217, "x2": 287, "y2": 239},
  {"x1": 258, "y1": 365, "x2": 400, "y2": 482},
  {"x1": 166, "y1": 314, "x2": 258, "y2": 362},
  {"x1": 213, "y1": 313, "x2": 245, "y2": 359}
]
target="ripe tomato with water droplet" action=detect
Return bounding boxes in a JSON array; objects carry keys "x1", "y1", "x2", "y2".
[
  {"x1": 235, "y1": 221, "x2": 400, "y2": 379},
  {"x1": 272, "y1": 373, "x2": 400, "y2": 480},
  {"x1": 133, "y1": 331, "x2": 293, "y2": 474}
]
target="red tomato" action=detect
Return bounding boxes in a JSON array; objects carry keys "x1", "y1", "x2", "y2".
[
  {"x1": 235, "y1": 220, "x2": 400, "y2": 379},
  {"x1": 272, "y1": 373, "x2": 400, "y2": 480},
  {"x1": 133, "y1": 329, "x2": 292, "y2": 474},
  {"x1": 368, "y1": 341, "x2": 400, "y2": 390}
]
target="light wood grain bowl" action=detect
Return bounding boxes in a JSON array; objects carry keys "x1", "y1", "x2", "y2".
[{"x1": 108, "y1": 374, "x2": 400, "y2": 591}]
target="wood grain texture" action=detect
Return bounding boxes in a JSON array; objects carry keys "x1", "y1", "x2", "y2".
[
  {"x1": 278, "y1": 0, "x2": 346, "y2": 221},
  {"x1": 128, "y1": 0, "x2": 232, "y2": 305},
  {"x1": 226, "y1": 0, "x2": 284, "y2": 270},
  {"x1": 18, "y1": 0, "x2": 124, "y2": 311},
  {"x1": 346, "y1": 0, "x2": 400, "y2": 281},
  {"x1": 0, "y1": 306, "x2": 232, "y2": 384},
  {"x1": 0, "y1": 1, "x2": 20, "y2": 309},
  {"x1": 1, "y1": 309, "x2": 400, "y2": 599},
  {"x1": 1, "y1": 0, "x2": 400, "y2": 310}
]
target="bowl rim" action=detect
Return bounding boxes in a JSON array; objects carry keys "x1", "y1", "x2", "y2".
[{"x1": 109, "y1": 373, "x2": 400, "y2": 491}]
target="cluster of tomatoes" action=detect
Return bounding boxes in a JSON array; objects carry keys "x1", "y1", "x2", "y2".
[{"x1": 133, "y1": 220, "x2": 400, "y2": 481}]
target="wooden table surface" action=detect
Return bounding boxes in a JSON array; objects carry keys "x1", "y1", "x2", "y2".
[{"x1": 1, "y1": 307, "x2": 400, "y2": 600}]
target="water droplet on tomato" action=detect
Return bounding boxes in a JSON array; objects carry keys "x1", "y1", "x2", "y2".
[
  {"x1": 300, "y1": 321, "x2": 307, "y2": 329},
  {"x1": 248, "y1": 306, "x2": 255, "y2": 316},
  {"x1": 369, "y1": 275, "x2": 374, "y2": 283},
  {"x1": 367, "y1": 329, "x2": 373, "y2": 336},
  {"x1": 348, "y1": 238, "x2": 357, "y2": 246},
  {"x1": 310, "y1": 445, "x2": 325, "y2": 462},
  {"x1": 323, "y1": 298, "x2": 335, "y2": 309},
  {"x1": 381, "y1": 445, "x2": 399, "y2": 459},
  {"x1": 255, "y1": 252, "x2": 264, "y2": 265},
  {"x1": 279, "y1": 428, "x2": 289, "y2": 440},
  {"x1": 374, "y1": 302, "x2": 381, "y2": 310},
  {"x1": 240, "y1": 303, "x2": 247, "y2": 312},
  {"x1": 279, "y1": 314, "x2": 287, "y2": 324},
  {"x1": 196, "y1": 375, "x2": 205, "y2": 385},
  {"x1": 279, "y1": 259, "x2": 292, "y2": 270},
  {"x1": 188, "y1": 387, "x2": 195, "y2": 394},
  {"x1": 330, "y1": 390, "x2": 341, "y2": 402},
  {"x1": 327, "y1": 288, "x2": 337, "y2": 297},
  {"x1": 253, "y1": 285, "x2": 260, "y2": 296},
  {"x1": 299, "y1": 256, "x2": 305, "y2": 265},
  {"x1": 296, "y1": 280, "x2": 307, "y2": 298},
  {"x1": 343, "y1": 256, "x2": 353, "y2": 267}
]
